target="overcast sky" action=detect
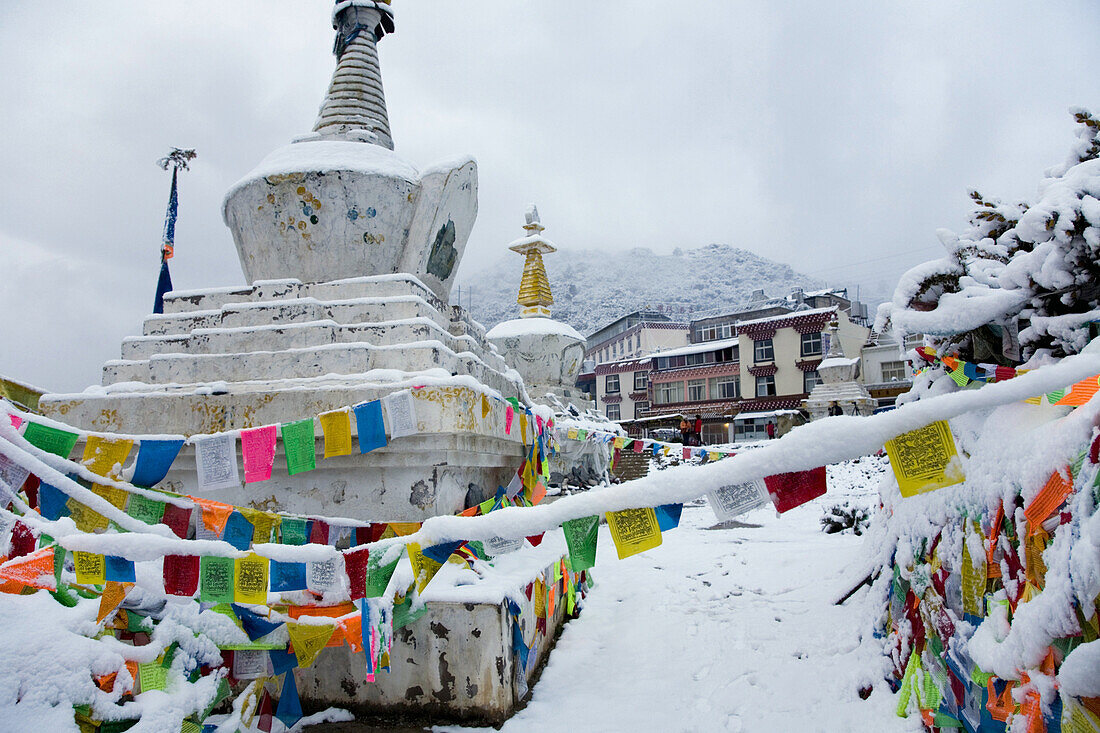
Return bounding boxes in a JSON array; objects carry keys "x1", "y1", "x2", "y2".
[{"x1": 0, "y1": 0, "x2": 1097, "y2": 394}]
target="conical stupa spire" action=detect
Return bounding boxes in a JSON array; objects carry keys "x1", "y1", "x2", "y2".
[
  {"x1": 314, "y1": 1, "x2": 395, "y2": 148},
  {"x1": 509, "y1": 205, "x2": 557, "y2": 319}
]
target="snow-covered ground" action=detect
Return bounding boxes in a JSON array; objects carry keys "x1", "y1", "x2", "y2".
[{"x1": 431, "y1": 458, "x2": 919, "y2": 733}]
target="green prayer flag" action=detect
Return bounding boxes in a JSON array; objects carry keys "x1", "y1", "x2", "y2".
[
  {"x1": 392, "y1": 595, "x2": 428, "y2": 630},
  {"x1": 562, "y1": 515, "x2": 599, "y2": 572},
  {"x1": 364, "y1": 549, "x2": 401, "y2": 598},
  {"x1": 478, "y1": 497, "x2": 496, "y2": 515},
  {"x1": 199, "y1": 556, "x2": 234, "y2": 604},
  {"x1": 281, "y1": 518, "x2": 307, "y2": 545},
  {"x1": 138, "y1": 661, "x2": 168, "y2": 692},
  {"x1": 126, "y1": 494, "x2": 166, "y2": 526},
  {"x1": 281, "y1": 419, "x2": 316, "y2": 476},
  {"x1": 22, "y1": 422, "x2": 80, "y2": 458}
]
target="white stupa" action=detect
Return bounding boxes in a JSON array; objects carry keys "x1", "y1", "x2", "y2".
[{"x1": 803, "y1": 321, "x2": 876, "y2": 419}]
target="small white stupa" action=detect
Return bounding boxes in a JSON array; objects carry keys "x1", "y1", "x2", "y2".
[
  {"x1": 803, "y1": 321, "x2": 876, "y2": 419},
  {"x1": 486, "y1": 206, "x2": 590, "y2": 407}
]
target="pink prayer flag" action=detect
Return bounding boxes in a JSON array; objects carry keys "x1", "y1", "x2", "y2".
[
  {"x1": 682, "y1": 447, "x2": 691, "y2": 460},
  {"x1": 535, "y1": 415, "x2": 544, "y2": 435},
  {"x1": 633, "y1": 440, "x2": 645, "y2": 453},
  {"x1": 505, "y1": 405, "x2": 514, "y2": 434},
  {"x1": 241, "y1": 425, "x2": 277, "y2": 483},
  {"x1": 8, "y1": 415, "x2": 21, "y2": 429}
]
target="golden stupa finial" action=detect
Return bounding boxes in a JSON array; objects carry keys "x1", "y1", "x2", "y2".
[{"x1": 508, "y1": 204, "x2": 556, "y2": 318}]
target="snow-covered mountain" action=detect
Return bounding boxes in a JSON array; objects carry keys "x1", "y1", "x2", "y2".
[{"x1": 455, "y1": 243, "x2": 825, "y2": 336}]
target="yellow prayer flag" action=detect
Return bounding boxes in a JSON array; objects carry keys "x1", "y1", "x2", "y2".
[
  {"x1": 708, "y1": 451, "x2": 720, "y2": 461},
  {"x1": 520, "y1": 414, "x2": 528, "y2": 445},
  {"x1": 567, "y1": 428, "x2": 578, "y2": 440},
  {"x1": 605, "y1": 507, "x2": 663, "y2": 560},
  {"x1": 533, "y1": 578, "x2": 546, "y2": 618},
  {"x1": 68, "y1": 500, "x2": 110, "y2": 533},
  {"x1": 239, "y1": 508, "x2": 279, "y2": 544},
  {"x1": 961, "y1": 521, "x2": 986, "y2": 618},
  {"x1": 93, "y1": 484, "x2": 129, "y2": 512},
  {"x1": 408, "y1": 542, "x2": 443, "y2": 593},
  {"x1": 481, "y1": 394, "x2": 491, "y2": 419},
  {"x1": 883, "y1": 421, "x2": 964, "y2": 497},
  {"x1": 82, "y1": 436, "x2": 133, "y2": 479},
  {"x1": 319, "y1": 409, "x2": 353, "y2": 458},
  {"x1": 234, "y1": 553, "x2": 269, "y2": 605},
  {"x1": 388, "y1": 522, "x2": 421, "y2": 537},
  {"x1": 612, "y1": 437, "x2": 626, "y2": 450},
  {"x1": 287, "y1": 622, "x2": 334, "y2": 668},
  {"x1": 74, "y1": 551, "x2": 106, "y2": 585}
]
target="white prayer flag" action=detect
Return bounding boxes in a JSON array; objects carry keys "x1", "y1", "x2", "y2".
[
  {"x1": 232, "y1": 650, "x2": 270, "y2": 680},
  {"x1": 708, "y1": 480, "x2": 769, "y2": 521},
  {"x1": 0, "y1": 453, "x2": 29, "y2": 498},
  {"x1": 194, "y1": 434, "x2": 240, "y2": 491},
  {"x1": 306, "y1": 557, "x2": 341, "y2": 593},
  {"x1": 382, "y1": 391, "x2": 418, "y2": 439},
  {"x1": 485, "y1": 535, "x2": 523, "y2": 556}
]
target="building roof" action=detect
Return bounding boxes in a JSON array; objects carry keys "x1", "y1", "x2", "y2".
[
  {"x1": 735, "y1": 305, "x2": 838, "y2": 329},
  {"x1": 649, "y1": 337, "x2": 740, "y2": 360},
  {"x1": 594, "y1": 357, "x2": 652, "y2": 375}
]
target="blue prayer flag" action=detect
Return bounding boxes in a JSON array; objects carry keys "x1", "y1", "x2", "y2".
[
  {"x1": 105, "y1": 555, "x2": 136, "y2": 583},
  {"x1": 269, "y1": 560, "x2": 308, "y2": 593},
  {"x1": 655, "y1": 503, "x2": 683, "y2": 532},
  {"x1": 269, "y1": 647, "x2": 297, "y2": 675},
  {"x1": 276, "y1": 668, "x2": 303, "y2": 728},
  {"x1": 421, "y1": 540, "x2": 464, "y2": 564},
  {"x1": 130, "y1": 439, "x2": 184, "y2": 488},
  {"x1": 232, "y1": 604, "x2": 282, "y2": 641},
  {"x1": 221, "y1": 511, "x2": 255, "y2": 551},
  {"x1": 38, "y1": 482, "x2": 71, "y2": 520},
  {"x1": 353, "y1": 400, "x2": 387, "y2": 454}
]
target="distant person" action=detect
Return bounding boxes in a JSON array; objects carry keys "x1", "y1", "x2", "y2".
[
  {"x1": 679, "y1": 418, "x2": 691, "y2": 444},
  {"x1": 693, "y1": 415, "x2": 703, "y2": 445},
  {"x1": 765, "y1": 421, "x2": 776, "y2": 440},
  {"x1": 828, "y1": 402, "x2": 843, "y2": 417}
]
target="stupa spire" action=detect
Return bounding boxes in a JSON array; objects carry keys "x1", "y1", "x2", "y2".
[
  {"x1": 314, "y1": 1, "x2": 395, "y2": 148},
  {"x1": 509, "y1": 205, "x2": 556, "y2": 319}
]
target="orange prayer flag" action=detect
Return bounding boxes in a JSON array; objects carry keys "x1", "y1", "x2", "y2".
[
  {"x1": 388, "y1": 522, "x2": 421, "y2": 537},
  {"x1": 1024, "y1": 470, "x2": 1073, "y2": 535},
  {"x1": 0, "y1": 547, "x2": 56, "y2": 590},
  {"x1": 188, "y1": 496, "x2": 234, "y2": 534},
  {"x1": 338, "y1": 613, "x2": 363, "y2": 653},
  {"x1": 459, "y1": 506, "x2": 479, "y2": 517},
  {"x1": 97, "y1": 581, "x2": 134, "y2": 624},
  {"x1": 287, "y1": 602, "x2": 358, "y2": 620},
  {"x1": 95, "y1": 672, "x2": 118, "y2": 693},
  {"x1": 530, "y1": 481, "x2": 547, "y2": 506},
  {"x1": 1055, "y1": 376, "x2": 1100, "y2": 406}
]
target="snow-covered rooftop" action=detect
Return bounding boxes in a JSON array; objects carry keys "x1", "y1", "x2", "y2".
[
  {"x1": 651, "y1": 337, "x2": 740, "y2": 360},
  {"x1": 735, "y1": 306, "x2": 838, "y2": 329}
]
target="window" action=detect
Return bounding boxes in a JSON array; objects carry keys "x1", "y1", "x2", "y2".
[
  {"x1": 654, "y1": 381, "x2": 684, "y2": 404},
  {"x1": 882, "y1": 360, "x2": 908, "y2": 382},
  {"x1": 804, "y1": 370, "x2": 821, "y2": 393},
  {"x1": 605, "y1": 374, "x2": 620, "y2": 394},
  {"x1": 633, "y1": 401, "x2": 649, "y2": 417},
  {"x1": 686, "y1": 351, "x2": 716, "y2": 367},
  {"x1": 695, "y1": 322, "x2": 733, "y2": 342},
  {"x1": 800, "y1": 331, "x2": 823, "y2": 357},
  {"x1": 633, "y1": 371, "x2": 648, "y2": 391},
  {"x1": 636, "y1": 333, "x2": 641, "y2": 350},
  {"x1": 736, "y1": 418, "x2": 769, "y2": 440},
  {"x1": 756, "y1": 375, "x2": 776, "y2": 397},
  {"x1": 606, "y1": 403, "x2": 621, "y2": 421},
  {"x1": 754, "y1": 338, "x2": 774, "y2": 362},
  {"x1": 709, "y1": 375, "x2": 740, "y2": 399},
  {"x1": 687, "y1": 379, "x2": 706, "y2": 401}
]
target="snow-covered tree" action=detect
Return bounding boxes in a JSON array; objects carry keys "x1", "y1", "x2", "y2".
[{"x1": 877, "y1": 109, "x2": 1100, "y2": 364}]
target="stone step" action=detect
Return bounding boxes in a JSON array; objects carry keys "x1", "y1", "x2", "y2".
[
  {"x1": 160, "y1": 276, "x2": 440, "y2": 315},
  {"x1": 102, "y1": 340, "x2": 503, "y2": 387}
]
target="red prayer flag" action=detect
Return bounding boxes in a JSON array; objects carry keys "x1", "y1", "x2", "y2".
[
  {"x1": 161, "y1": 502, "x2": 192, "y2": 538},
  {"x1": 163, "y1": 554, "x2": 199, "y2": 596},
  {"x1": 764, "y1": 466, "x2": 827, "y2": 513},
  {"x1": 343, "y1": 547, "x2": 370, "y2": 600},
  {"x1": 309, "y1": 520, "x2": 329, "y2": 545},
  {"x1": 9, "y1": 521, "x2": 36, "y2": 559}
]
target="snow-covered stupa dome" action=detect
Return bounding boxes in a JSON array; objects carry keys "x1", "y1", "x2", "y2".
[{"x1": 222, "y1": 0, "x2": 476, "y2": 302}]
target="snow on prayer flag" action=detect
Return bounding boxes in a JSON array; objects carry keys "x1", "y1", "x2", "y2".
[
  {"x1": 194, "y1": 434, "x2": 240, "y2": 491},
  {"x1": 765, "y1": 466, "x2": 828, "y2": 514},
  {"x1": 280, "y1": 419, "x2": 316, "y2": 475},
  {"x1": 276, "y1": 665, "x2": 303, "y2": 727},
  {"x1": 485, "y1": 535, "x2": 523, "y2": 556},
  {"x1": 130, "y1": 438, "x2": 183, "y2": 486},
  {"x1": 234, "y1": 553, "x2": 269, "y2": 605},
  {"x1": 163, "y1": 555, "x2": 199, "y2": 596},
  {"x1": 97, "y1": 581, "x2": 132, "y2": 624},
  {"x1": 306, "y1": 557, "x2": 340, "y2": 594},
  {"x1": 383, "y1": 391, "x2": 418, "y2": 439},
  {"x1": 708, "y1": 480, "x2": 770, "y2": 521},
  {"x1": 138, "y1": 662, "x2": 168, "y2": 693},
  {"x1": 240, "y1": 425, "x2": 277, "y2": 484},
  {"x1": 319, "y1": 409, "x2": 353, "y2": 458},
  {"x1": 287, "y1": 622, "x2": 333, "y2": 668},
  {"x1": 22, "y1": 422, "x2": 80, "y2": 458},
  {"x1": 363, "y1": 550, "x2": 400, "y2": 598},
  {"x1": 408, "y1": 542, "x2": 443, "y2": 593},
  {"x1": 1024, "y1": 470, "x2": 1073, "y2": 534},
  {"x1": 0, "y1": 453, "x2": 29, "y2": 500},
  {"x1": 199, "y1": 555, "x2": 234, "y2": 603},
  {"x1": 221, "y1": 510, "x2": 255, "y2": 551},
  {"x1": 38, "y1": 481, "x2": 71, "y2": 521},
  {"x1": 353, "y1": 400, "x2": 387, "y2": 454},
  {"x1": 883, "y1": 421, "x2": 964, "y2": 497},
  {"x1": 606, "y1": 507, "x2": 662, "y2": 560},
  {"x1": 74, "y1": 551, "x2": 106, "y2": 585},
  {"x1": 0, "y1": 547, "x2": 56, "y2": 590},
  {"x1": 81, "y1": 435, "x2": 133, "y2": 479},
  {"x1": 421, "y1": 541, "x2": 463, "y2": 565},
  {"x1": 270, "y1": 560, "x2": 308, "y2": 593},
  {"x1": 562, "y1": 515, "x2": 599, "y2": 571},
  {"x1": 654, "y1": 503, "x2": 683, "y2": 531},
  {"x1": 105, "y1": 555, "x2": 136, "y2": 583}
]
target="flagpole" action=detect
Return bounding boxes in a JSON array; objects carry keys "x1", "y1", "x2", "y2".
[{"x1": 153, "y1": 148, "x2": 196, "y2": 314}]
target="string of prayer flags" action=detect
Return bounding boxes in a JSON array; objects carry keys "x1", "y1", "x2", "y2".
[
  {"x1": 708, "y1": 480, "x2": 770, "y2": 521},
  {"x1": 765, "y1": 466, "x2": 827, "y2": 514},
  {"x1": 82, "y1": 436, "x2": 133, "y2": 479},
  {"x1": 382, "y1": 391, "x2": 417, "y2": 439},
  {"x1": 353, "y1": 400, "x2": 387, "y2": 454},
  {"x1": 234, "y1": 553, "x2": 269, "y2": 605},
  {"x1": 194, "y1": 434, "x2": 240, "y2": 491},
  {"x1": 562, "y1": 515, "x2": 599, "y2": 572},
  {"x1": 200, "y1": 555, "x2": 234, "y2": 603},
  {"x1": 654, "y1": 503, "x2": 683, "y2": 531},
  {"x1": 883, "y1": 421, "x2": 964, "y2": 498},
  {"x1": 605, "y1": 507, "x2": 662, "y2": 560},
  {"x1": 319, "y1": 409, "x2": 353, "y2": 458},
  {"x1": 280, "y1": 419, "x2": 316, "y2": 476},
  {"x1": 286, "y1": 621, "x2": 334, "y2": 668},
  {"x1": 130, "y1": 438, "x2": 184, "y2": 488},
  {"x1": 163, "y1": 555, "x2": 199, "y2": 596},
  {"x1": 22, "y1": 421, "x2": 80, "y2": 458},
  {"x1": 241, "y1": 426, "x2": 277, "y2": 484}
]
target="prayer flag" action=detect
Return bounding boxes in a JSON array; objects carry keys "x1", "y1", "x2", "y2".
[
  {"x1": 281, "y1": 517, "x2": 307, "y2": 545},
  {"x1": 0, "y1": 547, "x2": 56, "y2": 589},
  {"x1": 883, "y1": 421, "x2": 964, "y2": 497},
  {"x1": 126, "y1": 493, "x2": 165, "y2": 526},
  {"x1": 364, "y1": 548, "x2": 400, "y2": 598},
  {"x1": 343, "y1": 547, "x2": 370, "y2": 600},
  {"x1": 38, "y1": 482, "x2": 71, "y2": 521},
  {"x1": 199, "y1": 555, "x2": 234, "y2": 603},
  {"x1": 1024, "y1": 470, "x2": 1073, "y2": 534},
  {"x1": 708, "y1": 480, "x2": 770, "y2": 520},
  {"x1": 105, "y1": 555, "x2": 136, "y2": 583},
  {"x1": 222, "y1": 510, "x2": 255, "y2": 551},
  {"x1": 353, "y1": 401, "x2": 387, "y2": 454},
  {"x1": 234, "y1": 553, "x2": 269, "y2": 605},
  {"x1": 606, "y1": 507, "x2": 662, "y2": 559},
  {"x1": 408, "y1": 542, "x2": 443, "y2": 593},
  {"x1": 191, "y1": 496, "x2": 234, "y2": 535},
  {"x1": 240, "y1": 426, "x2": 277, "y2": 484},
  {"x1": 161, "y1": 501, "x2": 192, "y2": 538},
  {"x1": 382, "y1": 391, "x2": 418, "y2": 439},
  {"x1": 74, "y1": 551, "x2": 106, "y2": 585},
  {"x1": 163, "y1": 555, "x2": 199, "y2": 596},
  {"x1": 506, "y1": 405, "x2": 514, "y2": 434},
  {"x1": 319, "y1": 409, "x2": 353, "y2": 458},
  {"x1": 194, "y1": 434, "x2": 240, "y2": 491},
  {"x1": 270, "y1": 561, "x2": 308, "y2": 593},
  {"x1": 562, "y1": 515, "x2": 599, "y2": 572},
  {"x1": 654, "y1": 503, "x2": 683, "y2": 531},
  {"x1": 22, "y1": 422, "x2": 79, "y2": 458},
  {"x1": 82, "y1": 436, "x2": 133, "y2": 479},
  {"x1": 280, "y1": 419, "x2": 316, "y2": 475},
  {"x1": 276, "y1": 667, "x2": 303, "y2": 728},
  {"x1": 286, "y1": 622, "x2": 333, "y2": 668},
  {"x1": 97, "y1": 581, "x2": 131, "y2": 624},
  {"x1": 765, "y1": 466, "x2": 828, "y2": 513},
  {"x1": 232, "y1": 604, "x2": 282, "y2": 641},
  {"x1": 306, "y1": 557, "x2": 340, "y2": 594}
]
